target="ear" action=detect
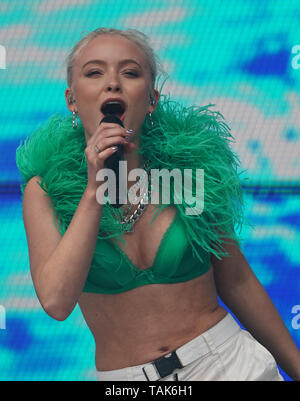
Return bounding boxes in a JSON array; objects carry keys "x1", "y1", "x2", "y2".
[
  {"x1": 149, "y1": 89, "x2": 160, "y2": 113},
  {"x1": 65, "y1": 88, "x2": 76, "y2": 112}
]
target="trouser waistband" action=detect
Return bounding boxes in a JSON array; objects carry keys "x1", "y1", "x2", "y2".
[{"x1": 142, "y1": 313, "x2": 240, "y2": 380}]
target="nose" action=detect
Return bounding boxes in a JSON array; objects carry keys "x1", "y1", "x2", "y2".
[
  {"x1": 106, "y1": 82, "x2": 121, "y2": 92},
  {"x1": 105, "y1": 75, "x2": 121, "y2": 93}
]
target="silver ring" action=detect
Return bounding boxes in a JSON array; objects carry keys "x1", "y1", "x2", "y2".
[{"x1": 94, "y1": 145, "x2": 100, "y2": 154}]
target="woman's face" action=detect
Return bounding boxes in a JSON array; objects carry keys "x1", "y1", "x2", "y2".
[{"x1": 66, "y1": 34, "x2": 159, "y2": 140}]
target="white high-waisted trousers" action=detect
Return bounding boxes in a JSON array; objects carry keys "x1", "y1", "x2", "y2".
[{"x1": 96, "y1": 313, "x2": 284, "y2": 381}]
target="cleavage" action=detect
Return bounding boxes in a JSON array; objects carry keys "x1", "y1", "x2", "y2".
[{"x1": 113, "y1": 206, "x2": 177, "y2": 271}]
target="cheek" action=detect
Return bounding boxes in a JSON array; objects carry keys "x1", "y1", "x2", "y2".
[
  {"x1": 132, "y1": 86, "x2": 150, "y2": 110},
  {"x1": 73, "y1": 78, "x2": 98, "y2": 100},
  {"x1": 130, "y1": 79, "x2": 150, "y2": 100}
]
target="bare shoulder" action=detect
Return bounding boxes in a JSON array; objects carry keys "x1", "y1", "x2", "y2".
[
  {"x1": 23, "y1": 175, "x2": 46, "y2": 197},
  {"x1": 23, "y1": 175, "x2": 55, "y2": 220},
  {"x1": 23, "y1": 175, "x2": 62, "y2": 282}
]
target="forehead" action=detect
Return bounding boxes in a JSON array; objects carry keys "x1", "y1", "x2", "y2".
[{"x1": 76, "y1": 34, "x2": 149, "y2": 70}]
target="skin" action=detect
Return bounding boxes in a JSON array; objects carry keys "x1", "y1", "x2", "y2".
[
  {"x1": 64, "y1": 34, "x2": 228, "y2": 371},
  {"x1": 65, "y1": 34, "x2": 160, "y2": 179},
  {"x1": 24, "y1": 34, "x2": 300, "y2": 379}
]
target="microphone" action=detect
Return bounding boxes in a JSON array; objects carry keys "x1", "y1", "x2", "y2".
[{"x1": 99, "y1": 114, "x2": 125, "y2": 208}]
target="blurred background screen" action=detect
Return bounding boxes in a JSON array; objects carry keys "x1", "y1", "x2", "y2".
[{"x1": 0, "y1": 0, "x2": 299, "y2": 381}]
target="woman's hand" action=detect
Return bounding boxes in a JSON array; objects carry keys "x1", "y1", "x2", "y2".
[{"x1": 84, "y1": 122, "x2": 136, "y2": 192}]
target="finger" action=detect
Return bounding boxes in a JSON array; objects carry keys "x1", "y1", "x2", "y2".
[
  {"x1": 99, "y1": 135, "x2": 128, "y2": 150},
  {"x1": 88, "y1": 128, "x2": 132, "y2": 149},
  {"x1": 96, "y1": 145, "x2": 119, "y2": 161},
  {"x1": 101, "y1": 127, "x2": 136, "y2": 140},
  {"x1": 86, "y1": 124, "x2": 121, "y2": 146}
]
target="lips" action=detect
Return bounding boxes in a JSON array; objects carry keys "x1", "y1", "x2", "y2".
[{"x1": 100, "y1": 98, "x2": 127, "y2": 121}]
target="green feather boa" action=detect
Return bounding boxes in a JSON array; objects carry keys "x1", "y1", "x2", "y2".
[{"x1": 16, "y1": 94, "x2": 247, "y2": 263}]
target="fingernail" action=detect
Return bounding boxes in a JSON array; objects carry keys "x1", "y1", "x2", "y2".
[{"x1": 126, "y1": 129, "x2": 135, "y2": 135}]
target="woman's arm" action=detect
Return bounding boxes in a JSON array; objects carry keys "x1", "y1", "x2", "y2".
[
  {"x1": 212, "y1": 239, "x2": 300, "y2": 381},
  {"x1": 23, "y1": 176, "x2": 102, "y2": 321}
]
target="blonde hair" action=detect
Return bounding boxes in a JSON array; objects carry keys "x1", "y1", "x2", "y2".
[{"x1": 65, "y1": 27, "x2": 165, "y2": 103}]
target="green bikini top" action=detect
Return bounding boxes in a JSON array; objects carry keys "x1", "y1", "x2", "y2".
[
  {"x1": 83, "y1": 211, "x2": 211, "y2": 294},
  {"x1": 16, "y1": 95, "x2": 246, "y2": 295}
]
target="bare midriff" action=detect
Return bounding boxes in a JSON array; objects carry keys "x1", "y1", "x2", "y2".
[{"x1": 78, "y1": 266, "x2": 227, "y2": 371}]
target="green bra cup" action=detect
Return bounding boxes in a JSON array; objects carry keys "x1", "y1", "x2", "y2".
[{"x1": 83, "y1": 212, "x2": 211, "y2": 294}]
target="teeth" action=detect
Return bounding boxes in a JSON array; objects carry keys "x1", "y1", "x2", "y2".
[{"x1": 103, "y1": 100, "x2": 123, "y2": 107}]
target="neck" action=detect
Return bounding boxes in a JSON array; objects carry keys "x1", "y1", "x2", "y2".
[{"x1": 123, "y1": 138, "x2": 146, "y2": 191}]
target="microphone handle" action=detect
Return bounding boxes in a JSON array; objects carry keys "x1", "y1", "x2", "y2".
[{"x1": 99, "y1": 114, "x2": 125, "y2": 208}]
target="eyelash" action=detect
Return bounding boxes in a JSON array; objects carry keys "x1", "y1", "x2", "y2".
[{"x1": 86, "y1": 71, "x2": 139, "y2": 77}]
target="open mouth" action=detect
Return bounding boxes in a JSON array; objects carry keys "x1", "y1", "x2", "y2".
[{"x1": 101, "y1": 100, "x2": 126, "y2": 120}]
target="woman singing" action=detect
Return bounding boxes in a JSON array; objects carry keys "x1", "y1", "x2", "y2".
[{"x1": 16, "y1": 28, "x2": 300, "y2": 381}]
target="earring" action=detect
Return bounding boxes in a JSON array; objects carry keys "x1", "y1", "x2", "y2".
[
  {"x1": 72, "y1": 111, "x2": 78, "y2": 130},
  {"x1": 148, "y1": 112, "x2": 154, "y2": 128}
]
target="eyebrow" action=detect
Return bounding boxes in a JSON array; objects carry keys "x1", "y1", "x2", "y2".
[{"x1": 81, "y1": 58, "x2": 143, "y2": 70}]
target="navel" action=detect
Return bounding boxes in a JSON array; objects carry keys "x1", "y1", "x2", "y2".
[{"x1": 158, "y1": 346, "x2": 170, "y2": 353}]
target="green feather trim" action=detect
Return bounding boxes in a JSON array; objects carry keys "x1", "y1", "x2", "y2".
[{"x1": 16, "y1": 93, "x2": 248, "y2": 264}]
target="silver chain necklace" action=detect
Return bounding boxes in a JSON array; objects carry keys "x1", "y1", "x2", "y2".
[{"x1": 121, "y1": 162, "x2": 151, "y2": 227}]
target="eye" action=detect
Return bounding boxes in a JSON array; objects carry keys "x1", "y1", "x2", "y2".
[
  {"x1": 86, "y1": 70, "x2": 102, "y2": 77},
  {"x1": 123, "y1": 70, "x2": 139, "y2": 77}
]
